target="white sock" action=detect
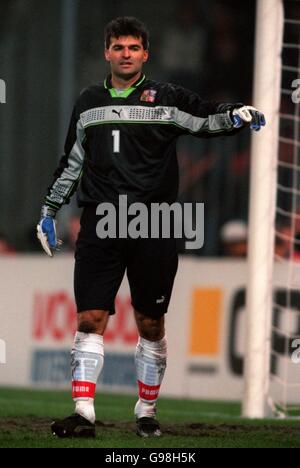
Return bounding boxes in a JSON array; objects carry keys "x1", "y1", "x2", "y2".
[
  {"x1": 134, "y1": 336, "x2": 167, "y2": 419},
  {"x1": 75, "y1": 399, "x2": 96, "y2": 424},
  {"x1": 71, "y1": 332, "x2": 104, "y2": 424}
]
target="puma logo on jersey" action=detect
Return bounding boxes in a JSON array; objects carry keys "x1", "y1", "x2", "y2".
[
  {"x1": 112, "y1": 109, "x2": 123, "y2": 118},
  {"x1": 156, "y1": 295, "x2": 166, "y2": 304}
]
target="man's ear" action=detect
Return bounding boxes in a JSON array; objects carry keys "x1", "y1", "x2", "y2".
[
  {"x1": 143, "y1": 50, "x2": 149, "y2": 63},
  {"x1": 104, "y1": 49, "x2": 110, "y2": 62}
]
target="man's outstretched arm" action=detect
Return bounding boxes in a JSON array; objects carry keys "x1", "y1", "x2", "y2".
[{"x1": 169, "y1": 85, "x2": 266, "y2": 137}]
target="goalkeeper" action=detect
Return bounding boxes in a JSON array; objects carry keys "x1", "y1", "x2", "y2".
[{"x1": 37, "y1": 16, "x2": 266, "y2": 439}]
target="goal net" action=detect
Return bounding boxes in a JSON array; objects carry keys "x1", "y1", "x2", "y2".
[
  {"x1": 243, "y1": 0, "x2": 300, "y2": 419},
  {"x1": 270, "y1": 0, "x2": 300, "y2": 418}
]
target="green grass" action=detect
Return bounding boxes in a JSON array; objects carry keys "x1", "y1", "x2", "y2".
[{"x1": 0, "y1": 388, "x2": 300, "y2": 448}]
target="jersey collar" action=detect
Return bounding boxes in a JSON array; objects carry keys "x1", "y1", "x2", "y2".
[{"x1": 104, "y1": 73, "x2": 146, "y2": 98}]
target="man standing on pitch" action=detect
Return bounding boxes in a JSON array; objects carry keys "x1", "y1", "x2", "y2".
[{"x1": 37, "y1": 16, "x2": 265, "y2": 438}]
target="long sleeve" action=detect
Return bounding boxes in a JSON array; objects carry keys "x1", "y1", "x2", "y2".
[
  {"x1": 44, "y1": 106, "x2": 86, "y2": 212},
  {"x1": 168, "y1": 84, "x2": 243, "y2": 138}
]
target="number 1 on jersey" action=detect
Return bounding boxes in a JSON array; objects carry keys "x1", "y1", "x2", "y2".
[{"x1": 112, "y1": 130, "x2": 120, "y2": 154}]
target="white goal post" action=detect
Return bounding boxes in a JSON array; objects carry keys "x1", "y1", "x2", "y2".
[{"x1": 242, "y1": 0, "x2": 284, "y2": 418}]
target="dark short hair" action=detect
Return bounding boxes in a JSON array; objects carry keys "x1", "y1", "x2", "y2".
[{"x1": 104, "y1": 16, "x2": 149, "y2": 50}]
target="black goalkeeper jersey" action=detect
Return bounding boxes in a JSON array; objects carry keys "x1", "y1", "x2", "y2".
[{"x1": 45, "y1": 74, "x2": 241, "y2": 211}]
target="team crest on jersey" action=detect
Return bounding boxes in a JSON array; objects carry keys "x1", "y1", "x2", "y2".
[{"x1": 140, "y1": 89, "x2": 157, "y2": 103}]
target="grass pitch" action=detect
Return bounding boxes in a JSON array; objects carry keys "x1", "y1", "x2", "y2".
[{"x1": 0, "y1": 388, "x2": 300, "y2": 448}]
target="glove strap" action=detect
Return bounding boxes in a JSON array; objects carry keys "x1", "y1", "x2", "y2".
[{"x1": 41, "y1": 205, "x2": 57, "y2": 219}]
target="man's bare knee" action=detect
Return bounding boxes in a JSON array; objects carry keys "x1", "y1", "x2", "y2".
[
  {"x1": 134, "y1": 310, "x2": 165, "y2": 341},
  {"x1": 78, "y1": 310, "x2": 110, "y2": 335}
]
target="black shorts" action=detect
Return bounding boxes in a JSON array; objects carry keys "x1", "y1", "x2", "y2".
[{"x1": 74, "y1": 207, "x2": 178, "y2": 317}]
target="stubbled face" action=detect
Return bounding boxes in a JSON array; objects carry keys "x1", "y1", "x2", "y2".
[{"x1": 105, "y1": 36, "x2": 149, "y2": 80}]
